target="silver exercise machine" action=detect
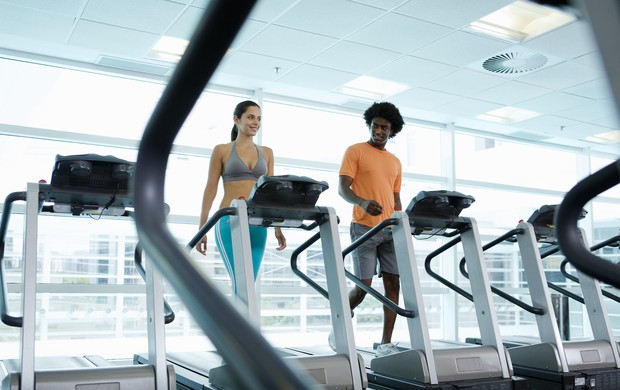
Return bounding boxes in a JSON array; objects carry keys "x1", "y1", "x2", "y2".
[
  {"x1": 137, "y1": 175, "x2": 367, "y2": 389},
  {"x1": 510, "y1": 206, "x2": 620, "y2": 389},
  {"x1": 0, "y1": 154, "x2": 175, "y2": 389}
]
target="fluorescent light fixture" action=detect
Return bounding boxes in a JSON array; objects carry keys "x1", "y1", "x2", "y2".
[
  {"x1": 147, "y1": 36, "x2": 189, "y2": 62},
  {"x1": 336, "y1": 76, "x2": 410, "y2": 100},
  {"x1": 476, "y1": 106, "x2": 541, "y2": 124},
  {"x1": 467, "y1": 0, "x2": 575, "y2": 42},
  {"x1": 148, "y1": 36, "x2": 235, "y2": 63},
  {"x1": 583, "y1": 130, "x2": 620, "y2": 144}
]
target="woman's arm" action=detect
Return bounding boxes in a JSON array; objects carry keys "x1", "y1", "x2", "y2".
[{"x1": 196, "y1": 145, "x2": 225, "y2": 255}]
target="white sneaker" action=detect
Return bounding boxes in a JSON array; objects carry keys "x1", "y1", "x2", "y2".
[
  {"x1": 328, "y1": 330, "x2": 336, "y2": 352},
  {"x1": 375, "y1": 343, "x2": 400, "y2": 357}
]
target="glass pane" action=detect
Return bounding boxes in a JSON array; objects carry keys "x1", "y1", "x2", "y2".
[
  {"x1": 592, "y1": 201, "x2": 620, "y2": 255},
  {"x1": 0, "y1": 58, "x2": 162, "y2": 140},
  {"x1": 591, "y1": 156, "x2": 620, "y2": 198},
  {"x1": 176, "y1": 91, "x2": 251, "y2": 148},
  {"x1": 262, "y1": 101, "x2": 364, "y2": 163},
  {"x1": 391, "y1": 124, "x2": 442, "y2": 176},
  {"x1": 454, "y1": 132, "x2": 578, "y2": 190},
  {"x1": 454, "y1": 185, "x2": 564, "y2": 234}
]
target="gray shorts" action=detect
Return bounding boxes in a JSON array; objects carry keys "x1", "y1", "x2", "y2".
[{"x1": 350, "y1": 222, "x2": 399, "y2": 280}]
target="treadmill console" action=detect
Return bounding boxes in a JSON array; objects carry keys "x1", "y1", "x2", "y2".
[
  {"x1": 249, "y1": 175, "x2": 328, "y2": 206},
  {"x1": 46, "y1": 154, "x2": 135, "y2": 216},
  {"x1": 528, "y1": 204, "x2": 587, "y2": 243},
  {"x1": 247, "y1": 175, "x2": 329, "y2": 227},
  {"x1": 406, "y1": 190, "x2": 475, "y2": 236}
]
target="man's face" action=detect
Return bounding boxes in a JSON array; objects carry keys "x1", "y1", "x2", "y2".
[{"x1": 368, "y1": 117, "x2": 393, "y2": 147}]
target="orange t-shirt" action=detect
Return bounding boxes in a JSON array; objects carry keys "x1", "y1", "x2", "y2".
[{"x1": 339, "y1": 142, "x2": 402, "y2": 228}]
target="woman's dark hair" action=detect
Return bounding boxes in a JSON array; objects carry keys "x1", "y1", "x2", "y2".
[
  {"x1": 231, "y1": 100, "x2": 260, "y2": 141},
  {"x1": 363, "y1": 102, "x2": 405, "y2": 138}
]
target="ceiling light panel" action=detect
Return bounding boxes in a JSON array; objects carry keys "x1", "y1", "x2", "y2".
[
  {"x1": 336, "y1": 76, "x2": 410, "y2": 100},
  {"x1": 583, "y1": 130, "x2": 620, "y2": 144},
  {"x1": 466, "y1": 0, "x2": 575, "y2": 43},
  {"x1": 396, "y1": 0, "x2": 513, "y2": 29},
  {"x1": 148, "y1": 36, "x2": 188, "y2": 62},
  {"x1": 476, "y1": 106, "x2": 541, "y2": 124}
]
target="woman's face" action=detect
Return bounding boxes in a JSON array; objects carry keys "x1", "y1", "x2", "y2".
[{"x1": 235, "y1": 105, "x2": 261, "y2": 137}]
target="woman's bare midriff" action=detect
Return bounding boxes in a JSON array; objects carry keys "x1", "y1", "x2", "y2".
[{"x1": 219, "y1": 180, "x2": 257, "y2": 208}]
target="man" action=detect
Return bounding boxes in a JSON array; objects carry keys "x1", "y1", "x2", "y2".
[{"x1": 336, "y1": 101, "x2": 405, "y2": 357}]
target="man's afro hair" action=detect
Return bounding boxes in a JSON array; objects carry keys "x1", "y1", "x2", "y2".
[{"x1": 363, "y1": 102, "x2": 405, "y2": 138}]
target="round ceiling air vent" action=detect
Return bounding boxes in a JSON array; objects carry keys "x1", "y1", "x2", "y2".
[{"x1": 482, "y1": 51, "x2": 548, "y2": 74}]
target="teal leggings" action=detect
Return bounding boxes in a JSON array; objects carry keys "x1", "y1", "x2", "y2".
[{"x1": 214, "y1": 215, "x2": 267, "y2": 293}]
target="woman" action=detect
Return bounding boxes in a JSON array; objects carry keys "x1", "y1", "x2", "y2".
[{"x1": 196, "y1": 100, "x2": 286, "y2": 291}]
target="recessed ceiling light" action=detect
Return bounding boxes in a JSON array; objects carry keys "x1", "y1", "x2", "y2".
[
  {"x1": 583, "y1": 130, "x2": 620, "y2": 144},
  {"x1": 466, "y1": 0, "x2": 576, "y2": 43},
  {"x1": 147, "y1": 36, "x2": 235, "y2": 63},
  {"x1": 336, "y1": 76, "x2": 410, "y2": 100},
  {"x1": 476, "y1": 106, "x2": 541, "y2": 124},
  {"x1": 148, "y1": 36, "x2": 189, "y2": 62}
]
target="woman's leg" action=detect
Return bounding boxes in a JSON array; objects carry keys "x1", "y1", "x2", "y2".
[
  {"x1": 248, "y1": 225, "x2": 268, "y2": 280},
  {"x1": 214, "y1": 216, "x2": 236, "y2": 292}
]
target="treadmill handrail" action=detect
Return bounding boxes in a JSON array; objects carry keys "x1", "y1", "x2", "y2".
[
  {"x1": 458, "y1": 228, "x2": 545, "y2": 316},
  {"x1": 186, "y1": 205, "x2": 323, "y2": 252},
  {"x1": 425, "y1": 235, "x2": 474, "y2": 301},
  {"x1": 133, "y1": 243, "x2": 175, "y2": 324},
  {"x1": 290, "y1": 217, "x2": 415, "y2": 318},
  {"x1": 559, "y1": 234, "x2": 620, "y2": 304},
  {"x1": 556, "y1": 160, "x2": 620, "y2": 289},
  {"x1": 0, "y1": 191, "x2": 26, "y2": 327},
  {"x1": 457, "y1": 228, "x2": 585, "y2": 306},
  {"x1": 341, "y1": 217, "x2": 398, "y2": 257},
  {"x1": 535, "y1": 244, "x2": 585, "y2": 304},
  {"x1": 185, "y1": 207, "x2": 236, "y2": 250},
  {"x1": 133, "y1": 0, "x2": 313, "y2": 388}
]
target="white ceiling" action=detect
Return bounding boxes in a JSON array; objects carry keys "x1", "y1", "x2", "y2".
[{"x1": 0, "y1": 0, "x2": 619, "y2": 153}]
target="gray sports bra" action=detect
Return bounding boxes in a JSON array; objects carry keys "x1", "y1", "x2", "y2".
[{"x1": 222, "y1": 143, "x2": 268, "y2": 182}]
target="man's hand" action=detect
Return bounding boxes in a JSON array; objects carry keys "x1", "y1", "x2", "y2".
[{"x1": 360, "y1": 199, "x2": 383, "y2": 216}]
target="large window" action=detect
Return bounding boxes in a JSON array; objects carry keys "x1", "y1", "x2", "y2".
[{"x1": 1, "y1": 56, "x2": 619, "y2": 359}]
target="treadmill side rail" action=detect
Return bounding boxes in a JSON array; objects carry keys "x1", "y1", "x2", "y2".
[
  {"x1": 210, "y1": 354, "x2": 366, "y2": 390},
  {"x1": 1, "y1": 364, "x2": 176, "y2": 390}
]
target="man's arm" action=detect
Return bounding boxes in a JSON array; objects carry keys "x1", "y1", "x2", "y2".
[
  {"x1": 394, "y1": 192, "x2": 402, "y2": 212},
  {"x1": 338, "y1": 175, "x2": 383, "y2": 216}
]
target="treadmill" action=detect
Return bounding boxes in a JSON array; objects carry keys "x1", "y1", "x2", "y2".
[
  {"x1": 463, "y1": 205, "x2": 620, "y2": 389},
  {"x1": 292, "y1": 190, "x2": 528, "y2": 389},
  {"x1": 0, "y1": 154, "x2": 176, "y2": 389},
  {"x1": 136, "y1": 174, "x2": 368, "y2": 390}
]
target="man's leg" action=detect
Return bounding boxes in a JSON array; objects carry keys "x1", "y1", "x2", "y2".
[
  {"x1": 380, "y1": 272, "x2": 400, "y2": 344},
  {"x1": 348, "y1": 279, "x2": 372, "y2": 310},
  {"x1": 349, "y1": 222, "x2": 378, "y2": 311}
]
